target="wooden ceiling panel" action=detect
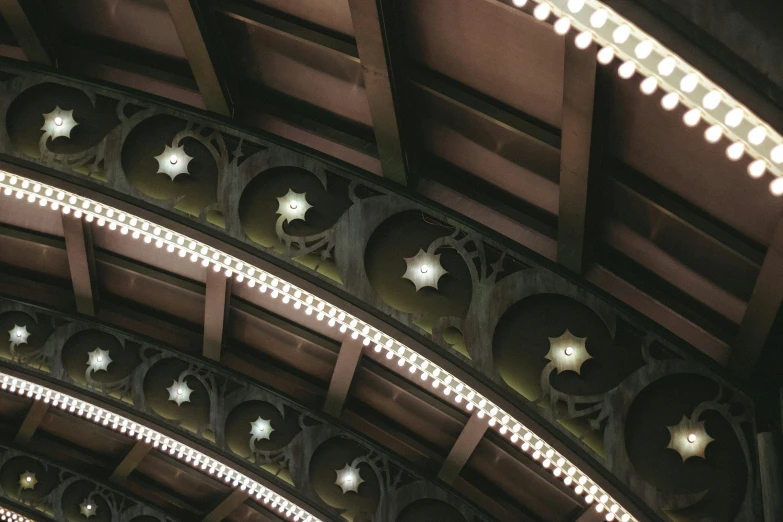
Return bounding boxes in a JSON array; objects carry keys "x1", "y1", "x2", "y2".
[
  {"x1": 216, "y1": 13, "x2": 372, "y2": 127},
  {"x1": 44, "y1": 0, "x2": 187, "y2": 61},
  {"x1": 404, "y1": 0, "x2": 565, "y2": 128},
  {"x1": 250, "y1": 0, "x2": 355, "y2": 37}
]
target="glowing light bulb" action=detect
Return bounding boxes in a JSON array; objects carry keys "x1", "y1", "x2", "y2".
[
  {"x1": 512, "y1": 0, "x2": 526, "y2": 6},
  {"x1": 420, "y1": 265, "x2": 429, "y2": 274},
  {"x1": 97, "y1": 356, "x2": 103, "y2": 362},
  {"x1": 290, "y1": 201, "x2": 298, "y2": 210},
  {"x1": 683, "y1": 109, "x2": 701, "y2": 127},
  {"x1": 661, "y1": 93, "x2": 679, "y2": 111},
  {"x1": 687, "y1": 433, "x2": 696, "y2": 443},
  {"x1": 597, "y1": 47, "x2": 614, "y2": 65},
  {"x1": 25, "y1": 477, "x2": 31, "y2": 482},
  {"x1": 724, "y1": 108, "x2": 743, "y2": 128},
  {"x1": 748, "y1": 126, "x2": 766, "y2": 145},
  {"x1": 770, "y1": 178, "x2": 783, "y2": 196},
  {"x1": 639, "y1": 77, "x2": 657, "y2": 95},
  {"x1": 567, "y1": 0, "x2": 584, "y2": 12},
  {"x1": 657, "y1": 57, "x2": 675, "y2": 76},
  {"x1": 634, "y1": 41, "x2": 653, "y2": 59},
  {"x1": 590, "y1": 9, "x2": 607, "y2": 28},
  {"x1": 748, "y1": 160, "x2": 766, "y2": 178},
  {"x1": 617, "y1": 61, "x2": 636, "y2": 79},
  {"x1": 575, "y1": 31, "x2": 592, "y2": 50},
  {"x1": 704, "y1": 125, "x2": 723, "y2": 143},
  {"x1": 612, "y1": 25, "x2": 630, "y2": 44},
  {"x1": 703, "y1": 91, "x2": 722, "y2": 110},
  {"x1": 565, "y1": 346, "x2": 574, "y2": 356},
  {"x1": 771, "y1": 145, "x2": 783, "y2": 164},
  {"x1": 533, "y1": 3, "x2": 551, "y2": 20},
  {"x1": 554, "y1": 18, "x2": 571, "y2": 35},
  {"x1": 680, "y1": 73, "x2": 699, "y2": 93},
  {"x1": 726, "y1": 142, "x2": 744, "y2": 161},
  {"x1": 177, "y1": 387, "x2": 183, "y2": 395},
  {"x1": 169, "y1": 154, "x2": 178, "y2": 164},
  {"x1": 86, "y1": 505, "x2": 92, "y2": 510}
]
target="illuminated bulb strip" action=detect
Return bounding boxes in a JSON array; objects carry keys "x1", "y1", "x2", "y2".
[
  {"x1": 513, "y1": 0, "x2": 783, "y2": 188},
  {"x1": 0, "y1": 173, "x2": 636, "y2": 522},
  {"x1": 0, "y1": 372, "x2": 318, "y2": 522},
  {"x1": 0, "y1": 506, "x2": 34, "y2": 522}
]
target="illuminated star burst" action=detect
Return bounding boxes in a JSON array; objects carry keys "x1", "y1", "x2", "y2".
[
  {"x1": 166, "y1": 379, "x2": 193, "y2": 406},
  {"x1": 276, "y1": 189, "x2": 311, "y2": 223},
  {"x1": 154, "y1": 144, "x2": 193, "y2": 181},
  {"x1": 41, "y1": 106, "x2": 78, "y2": 140},
  {"x1": 79, "y1": 499, "x2": 97, "y2": 518},
  {"x1": 334, "y1": 463, "x2": 363, "y2": 494},
  {"x1": 545, "y1": 330, "x2": 591, "y2": 374},
  {"x1": 402, "y1": 249, "x2": 447, "y2": 291},
  {"x1": 19, "y1": 471, "x2": 37, "y2": 490},
  {"x1": 666, "y1": 415, "x2": 714, "y2": 461},
  {"x1": 249, "y1": 417, "x2": 274, "y2": 441},
  {"x1": 86, "y1": 347, "x2": 112, "y2": 372},
  {"x1": 8, "y1": 324, "x2": 30, "y2": 349}
]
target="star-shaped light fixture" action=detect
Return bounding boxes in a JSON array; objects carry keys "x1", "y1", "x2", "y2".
[
  {"x1": 666, "y1": 415, "x2": 714, "y2": 461},
  {"x1": 154, "y1": 144, "x2": 193, "y2": 181},
  {"x1": 8, "y1": 324, "x2": 30, "y2": 349},
  {"x1": 86, "y1": 347, "x2": 112, "y2": 372},
  {"x1": 41, "y1": 106, "x2": 78, "y2": 140},
  {"x1": 166, "y1": 379, "x2": 193, "y2": 406},
  {"x1": 249, "y1": 417, "x2": 274, "y2": 441},
  {"x1": 402, "y1": 248, "x2": 448, "y2": 291},
  {"x1": 334, "y1": 463, "x2": 364, "y2": 494},
  {"x1": 276, "y1": 189, "x2": 311, "y2": 223},
  {"x1": 545, "y1": 330, "x2": 591, "y2": 374},
  {"x1": 79, "y1": 499, "x2": 97, "y2": 518},
  {"x1": 19, "y1": 471, "x2": 37, "y2": 490}
]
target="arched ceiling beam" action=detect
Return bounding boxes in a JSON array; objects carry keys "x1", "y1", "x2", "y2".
[
  {"x1": 323, "y1": 336, "x2": 364, "y2": 417},
  {"x1": 730, "y1": 216, "x2": 783, "y2": 376},
  {"x1": 347, "y1": 0, "x2": 414, "y2": 186},
  {"x1": 62, "y1": 213, "x2": 97, "y2": 316},
  {"x1": 110, "y1": 440, "x2": 153, "y2": 484},
  {"x1": 14, "y1": 399, "x2": 48, "y2": 445},
  {"x1": 164, "y1": 0, "x2": 231, "y2": 116},
  {"x1": 437, "y1": 412, "x2": 489, "y2": 486},
  {"x1": 202, "y1": 489, "x2": 251, "y2": 522},
  {"x1": 557, "y1": 41, "x2": 597, "y2": 273},
  {"x1": 0, "y1": 0, "x2": 53, "y2": 65},
  {"x1": 0, "y1": 169, "x2": 650, "y2": 522},
  {"x1": 204, "y1": 268, "x2": 231, "y2": 362}
]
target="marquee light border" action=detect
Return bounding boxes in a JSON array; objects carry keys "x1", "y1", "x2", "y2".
[
  {"x1": 511, "y1": 0, "x2": 783, "y2": 194},
  {"x1": 0, "y1": 171, "x2": 637, "y2": 522},
  {"x1": 0, "y1": 505, "x2": 34, "y2": 522}
]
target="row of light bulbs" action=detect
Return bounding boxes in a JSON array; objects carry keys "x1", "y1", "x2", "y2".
[
  {"x1": 511, "y1": 0, "x2": 783, "y2": 194},
  {"x1": 0, "y1": 373, "x2": 319, "y2": 522},
  {"x1": 0, "y1": 172, "x2": 635, "y2": 522},
  {"x1": 0, "y1": 508, "x2": 31, "y2": 522}
]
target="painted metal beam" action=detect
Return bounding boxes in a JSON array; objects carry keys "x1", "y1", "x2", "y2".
[
  {"x1": 323, "y1": 336, "x2": 364, "y2": 417},
  {"x1": 203, "y1": 268, "x2": 231, "y2": 361},
  {"x1": 437, "y1": 412, "x2": 488, "y2": 485},
  {"x1": 202, "y1": 488, "x2": 249, "y2": 522},
  {"x1": 731, "y1": 216, "x2": 783, "y2": 376},
  {"x1": 14, "y1": 400, "x2": 48, "y2": 444},
  {"x1": 0, "y1": 0, "x2": 53, "y2": 65},
  {"x1": 348, "y1": 0, "x2": 412, "y2": 186},
  {"x1": 164, "y1": 0, "x2": 231, "y2": 115},
  {"x1": 62, "y1": 214, "x2": 97, "y2": 316},
  {"x1": 110, "y1": 440, "x2": 152, "y2": 484},
  {"x1": 557, "y1": 42, "x2": 596, "y2": 274}
]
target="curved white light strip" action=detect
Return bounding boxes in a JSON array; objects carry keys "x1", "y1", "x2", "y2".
[
  {"x1": 0, "y1": 172, "x2": 635, "y2": 522},
  {"x1": 0, "y1": 372, "x2": 319, "y2": 522},
  {"x1": 0, "y1": 506, "x2": 34, "y2": 522},
  {"x1": 513, "y1": 0, "x2": 783, "y2": 194}
]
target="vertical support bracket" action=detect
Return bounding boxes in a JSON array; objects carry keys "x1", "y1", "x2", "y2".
[
  {"x1": 323, "y1": 336, "x2": 364, "y2": 417},
  {"x1": 203, "y1": 269, "x2": 231, "y2": 361},
  {"x1": 437, "y1": 412, "x2": 488, "y2": 485}
]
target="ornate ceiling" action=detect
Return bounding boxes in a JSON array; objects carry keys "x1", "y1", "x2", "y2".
[{"x1": 0, "y1": 1, "x2": 779, "y2": 522}]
